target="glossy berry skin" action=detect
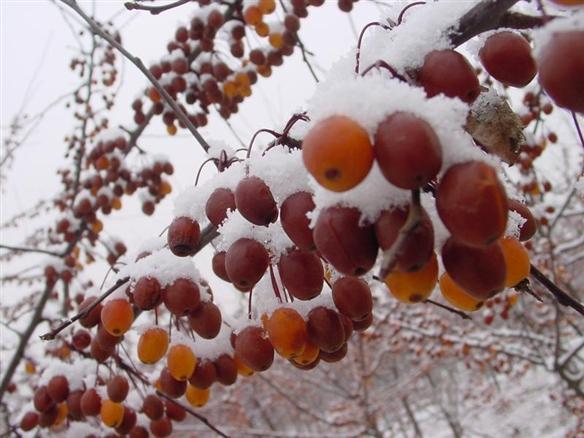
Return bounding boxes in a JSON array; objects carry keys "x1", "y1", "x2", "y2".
[
  {"x1": 188, "y1": 301, "x2": 222, "y2": 339},
  {"x1": 214, "y1": 354, "x2": 238, "y2": 386},
  {"x1": 280, "y1": 191, "x2": 316, "y2": 250},
  {"x1": 313, "y1": 206, "x2": 378, "y2": 276},
  {"x1": 167, "y1": 217, "x2": 200, "y2": 257},
  {"x1": 225, "y1": 238, "x2": 270, "y2": 290},
  {"x1": 167, "y1": 344, "x2": 196, "y2": 381},
  {"x1": 212, "y1": 251, "x2": 230, "y2": 282},
  {"x1": 375, "y1": 205, "x2": 434, "y2": 272},
  {"x1": 79, "y1": 296, "x2": 103, "y2": 328},
  {"x1": 538, "y1": 31, "x2": 584, "y2": 114},
  {"x1": 186, "y1": 385, "x2": 210, "y2": 408},
  {"x1": 163, "y1": 278, "x2": 200, "y2": 315},
  {"x1": 419, "y1": 50, "x2": 480, "y2": 103},
  {"x1": 138, "y1": 327, "x2": 169, "y2": 364},
  {"x1": 142, "y1": 395, "x2": 164, "y2": 420},
  {"x1": 20, "y1": 412, "x2": 39, "y2": 431},
  {"x1": 234, "y1": 326, "x2": 274, "y2": 372},
  {"x1": 115, "y1": 408, "x2": 137, "y2": 435},
  {"x1": 479, "y1": 31, "x2": 536, "y2": 87},
  {"x1": 307, "y1": 307, "x2": 346, "y2": 353},
  {"x1": 132, "y1": 277, "x2": 162, "y2": 311},
  {"x1": 385, "y1": 253, "x2": 438, "y2": 304},
  {"x1": 436, "y1": 161, "x2": 508, "y2": 247},
  {"x1": 278, "y1": 249, "x2": 324, "y2": 300},
  {"x1": 508, "y1": 200, "x2": 537, "y2": 241},
  {"x1": 159, "y1": 368, "x2": 187, "y2": 398},
  {"x1": 80, "y1": 388, "x2": 102, "y2": 416},
  {"x1": 302, "y1": 116, "x2": 373, "y2": 192},
  {"x1": 96, "y1": 323, "x2": 121, "y2": 351},
  {"x1": 266, "y1": 307, "x2": 308, "y2": 359},
  {"x1": 107, "y1": 375, "x2": 129, "y2": 403},
  {"x1": 319, "y1": 343, "x2": 348, "y2": 363},
  {"x1": 235, "y1": 177, "x2": 278, "y2": 226},
  {"x1": 205, "y1": 188, "x2": 236, "y2": 227},
  {"x1": 150, "y1": 417, "x2": 173, "y2": 437},
  {"x1": 332, "y1": 277, "x2": 373, "y2": 321},
  {"x1": 441, "y1": 237, "x2": 506, "y2": 300},
  {"x1": 47, "y1": 375, "x2": 69, "y2": 403},
  {"x1": 189, "y1": 358, "x2": 217, "y2": 389},
  {"x1": 34, "y1": 386, "x2": 54, "y2": 412},
  {"x1": 189, "y1": 359, "x2": 217, "y2": 389},
  {"x1": 101, "y1": 299, "x2": 133, "y2": 336},
  {"x1": 101, "y1": 400, "x2": 125, "y2": 428},
  {"x1": 439, "y1": 273, "x2": 484, "y2": 312},
  {"x1": 374, "y1": 112, "x2": 442, "y2": 190},
  {"x1": 500, "y1": 237, "x2": 530, "y2": 287}
]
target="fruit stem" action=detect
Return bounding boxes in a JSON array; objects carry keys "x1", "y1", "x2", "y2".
[
  {"x1": 571, "y1": 112, "x2": 584, "y2": 154},
  {"x1": 425, "y1": 299, "x2": 471, "y2": 320},
  {"x1": 360, "y1": 60, "x2": 408, "y2": 83},
  {"x1": 514, "y1": 278, "x2": 543, "y2": 303},
  {"x1": 354, "y1": 22, "x2": 392, "y2": 74},
  {"x1": 378, "y1": 189, "x2": 422, "y2": 279},
  {"x1": 246, "y1": 129, "x2": 282, "y2": 158},
  {"x1": 268, "y1": 265, "x2": 283, "y2": 304},
  {"x1": 397, "y1": 2, "x2": 426, "y2": 25}
]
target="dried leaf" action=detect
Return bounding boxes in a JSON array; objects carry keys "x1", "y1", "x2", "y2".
[{"x1": 466, "y1": 89, "x2": 524, "y2": 164}]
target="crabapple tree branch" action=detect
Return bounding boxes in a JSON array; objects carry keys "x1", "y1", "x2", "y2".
[
  {"x1": 40, "y1": 276, "x2": 130, "y2": 341},
  {"x1": 0, "y1": 283, "x2": 54, "y2": 404},
  {"x1": 40, "y1": 224, "x2": 219, "y2": 341},
  {"x1": 124, "y1": 0, "x2": 191, "y2": 15},
  {"x1": 60, "y1": 0, "x2": 212, "y2": 153}
]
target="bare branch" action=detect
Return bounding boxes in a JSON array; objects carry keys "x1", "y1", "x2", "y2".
[
  {"x1": 124, "y1": 0, "x2": 191, "y2": 15},
  {"x1": 530, "y1": 264, "x2": 584, "y2": 316},
  {"x1": 0, "y1": 244, "x2": 61, "y2": 257},
  {"x1": 60, "y1": 0, "x2": 212, "y2": 153},
  {"x1": 425, "y1": 299, "x2": 471, "y2": 321},
  {"x1": 0, "y1": 283, "x2": 54, "y2": 404},
  {"x1": 112, "y1": 353, "x2": 230, "y2": 437},
  {"x1": 40, "y1": 277, "x2": 130, "y2": 341}
]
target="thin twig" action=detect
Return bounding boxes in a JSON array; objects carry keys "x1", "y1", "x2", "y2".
[
  {"x1": 0, "y1": 244, "x2": 61, "y2": 257},
  {"x1": 0, "y1": 283, "x2": 54, "y2": 404},
  {"x1": 70, "y1": 31, "x2": 98, "y2": 207},
  {"x1": 530, "y1": 264, "x2": 584, "y2": 316},
  {"x1": 397, "y1": 1, "x2": 426, "y2": 25},
  {"x1": 514, "y1": 278, "x2": 544, "y2": 303},
  {"x1": 60, "y1": 0, "x2": 212, "y2": 153},
  {"x1": 378, "y1": 189, "x2": 422, "y2": 279},
  {"x1": 296, "y1": 38, "x2": 319, "y2": 83},
  {"x1": 355, "y1": 21, "x2": 391, "y2": 74},
  {"x1": 425, "y1": 299, "x2": 471, "y2": 320},
  {"x1": 40, "y1": 277, "x2": 130, "y2": 341},
  {"x1": 124, "y1": 0, "x2": 191, "y2": 15},
  {"x1": 113, "y1": 354, "x2": 230, "y2": 437}
]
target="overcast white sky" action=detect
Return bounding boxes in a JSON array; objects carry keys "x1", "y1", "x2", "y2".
[{"x1": 0, "y1": 0, "x2": 404, "y2": 312}]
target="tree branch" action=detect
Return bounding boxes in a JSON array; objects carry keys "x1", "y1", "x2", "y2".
[
  {"x1": 449, "y1": 0, "x2": 521, "y2": 47},
  {"x1": 112, "y1": 353, "x2": 230, "y2": 437},
  {"x1": 530, "y1": 264, "x2": 584, "y2": 316},
  {"x1": 124, "y1": 0, "x2": 191, "y2": 15},
  {"x1": 425, "y1": 299, "x2": 471, "y2": 321},
  {"x1": 40, "y1": 276, "x2": 130, "y2": 341},
  {"x1": 60, "y1": 0, "x2": 212, "y2": 153},
  {"x1": 0, "y1": 283, "x2": 54, "y2": 404},
  {"x1": 0, "y1": 244, "x2": 61, "y2": 257}
]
